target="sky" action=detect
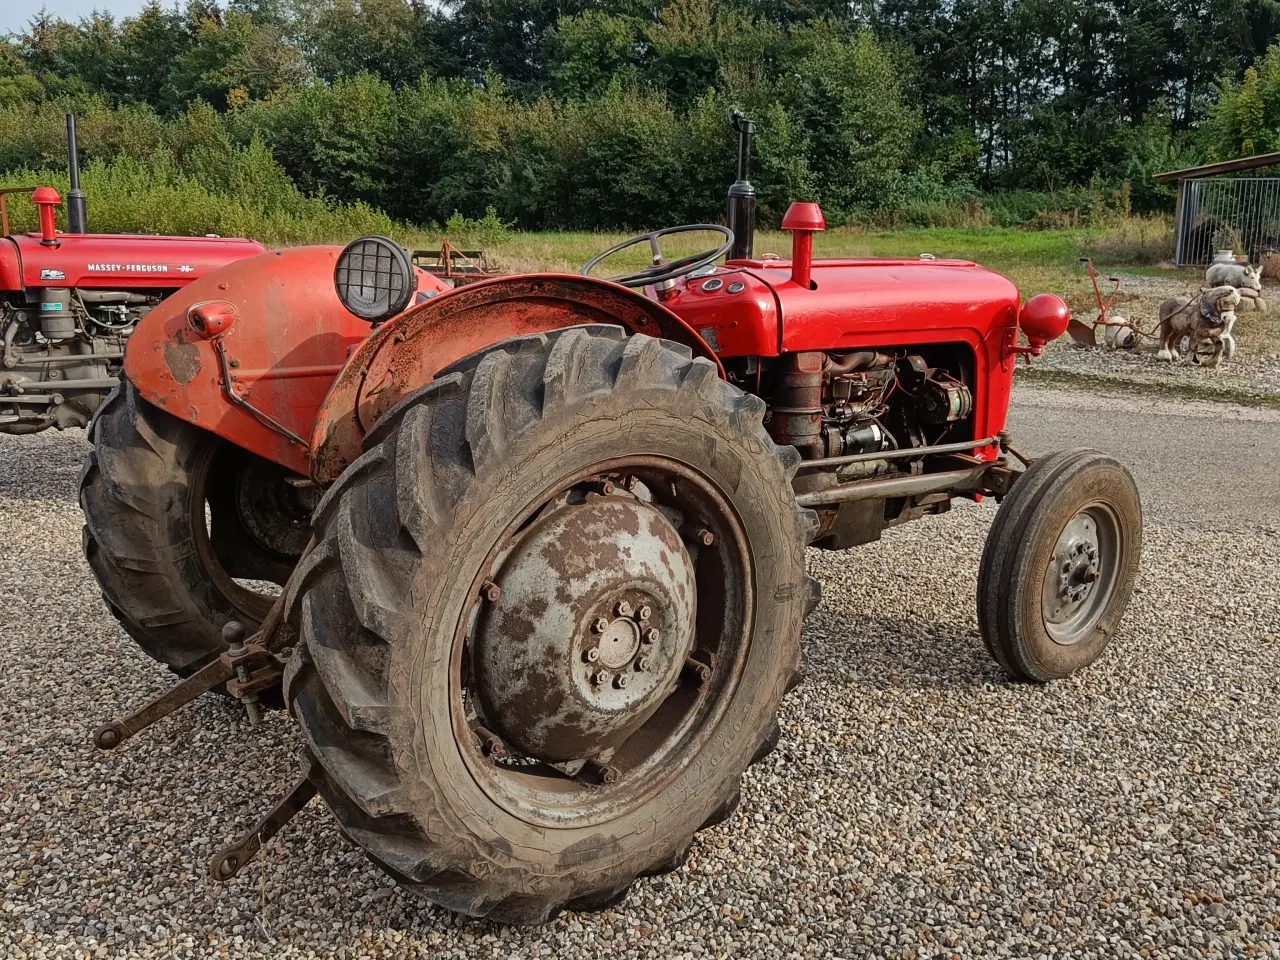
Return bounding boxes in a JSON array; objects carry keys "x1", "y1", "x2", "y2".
[{"x1": 2, "y1": 1, "x2": 151, "y2": 35}]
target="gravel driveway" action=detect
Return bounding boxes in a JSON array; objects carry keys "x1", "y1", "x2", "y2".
[{"x1": 3, "y1": 385, "x2": 1278, "y2": 958}]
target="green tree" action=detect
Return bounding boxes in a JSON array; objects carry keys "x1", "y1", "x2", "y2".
[
  {"x1": 170, "y1": 9, "x2": 305, "y2": 109},
  {"x1": 777, "y1": 25, "x2": 919, "y2": 216},
  {"x1": 0, "y1": 43, "x2": 45, "y2": 106},
  {"x1": 550, "y1": 10, "x2": 642, "y2": 99},
  {"x1": 297, "y1": 0, "x2": 456, "y2": 86},
  {"x1": 232, "y1": 71, "x2": 395, "y2": 204},
  {"x1": 1203, "y1": 39, "x2": 1280, "y2": 159}
]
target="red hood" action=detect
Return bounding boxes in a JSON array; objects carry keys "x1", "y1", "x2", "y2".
[
  {"x1": 0, "y1": 232, "x2": 266, "y2": 291},
  {"x1": 746, "y1": 257, "x2": 1021, "y2": 352}
]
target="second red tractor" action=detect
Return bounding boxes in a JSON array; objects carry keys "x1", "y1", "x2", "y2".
[
  {"x1": 1, "y1": 116, "x2": 265, "y2": 435},
  {"x1": 82, "y1": 111, "x2": 1142, "y2": 923}
]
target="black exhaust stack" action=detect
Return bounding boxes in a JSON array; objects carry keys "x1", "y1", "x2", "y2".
[
  {"x1": 65, "y1": 114, "x2": 87, "y2": 234},
  {"x1": 726, "y1": 107, "x2": 756, "y2": 261}
]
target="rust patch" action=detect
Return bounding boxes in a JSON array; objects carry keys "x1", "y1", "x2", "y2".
[{"x1": 163, "y1": 337, "x2": 202, "y2": 385}]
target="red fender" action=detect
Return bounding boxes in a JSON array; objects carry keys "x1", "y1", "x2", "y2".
[
  {"x1": 123, "y1": 246, "x2": 449, "y2": 476},
  {"x1": 309, "y1": 274, "x2": 724, "y2": 482},
  {"x1": 124, "y1": 252, "x2": 721, "y2": 482}
]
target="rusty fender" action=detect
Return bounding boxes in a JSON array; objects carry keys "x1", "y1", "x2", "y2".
[{"x1": 309, "y1": 274, "x2": 723, "y2": 482}]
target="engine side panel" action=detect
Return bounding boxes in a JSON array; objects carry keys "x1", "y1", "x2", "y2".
[
  {"x1": 7, "y1": 233, "x2": 266, "y2": 290},
  {"x1": 764, "y1": 258, "x2": 1021, "y2": 440}
]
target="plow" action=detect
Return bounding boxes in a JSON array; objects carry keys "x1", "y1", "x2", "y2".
[{"x1": 71, "y1": 110, "x2": 1142, "y2": 923}]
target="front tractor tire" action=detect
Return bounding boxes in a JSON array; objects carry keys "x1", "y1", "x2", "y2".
[
  {"x1": 81, "y1": 381, "x2": 312, "y2": 676},
  {"x1": 284, "y1": 326, "x2": 817, "y2": 923},
  {"x1": 978, "y1": 449, "x2": 1142, "y2": 682}
]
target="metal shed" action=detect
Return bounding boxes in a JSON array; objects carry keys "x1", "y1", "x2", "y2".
[{"x1": 1157, "y1": 153, "x2": 1280, "y2": 266}]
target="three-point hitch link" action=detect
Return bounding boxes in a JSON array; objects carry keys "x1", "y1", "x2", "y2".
[
  {"x1": 93, "y1": 619, "x2": 288, "y2": 751},
  {"x1": 208, "y1": 761, "x2": 320, "y2": 881},
  {"x1": 92, "y1": 560, "x2": 319, "y2": 883},
  {"x1": 93, "y1": 540, "x2": 312, "y2": 750}
]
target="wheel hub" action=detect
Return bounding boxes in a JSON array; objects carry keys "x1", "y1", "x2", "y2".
[
  {"x1": 1058, "y1": 540, "x2": 1100, "y2": 604},
  {"x1": 596, "y1": 607, "x2": 644, "y2": 668},
  {"x1": 1048, "y1": 514, "x2": 1101, "y2": 622},
  {"x1": 1040, "y1": 507, "x2": 1123, "y2": 646},
  {"x1": 233, "y1": 458, "x2": 317, "y2": 557},
  {"x1": 471, "y1": 495, "x2": 696, "y2": 764}
]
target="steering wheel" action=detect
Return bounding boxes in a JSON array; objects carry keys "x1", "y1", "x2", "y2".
[{"x1": 582, "y1": 224, "x2": 734, "y2": 288}]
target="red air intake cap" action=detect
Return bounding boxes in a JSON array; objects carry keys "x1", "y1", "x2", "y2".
[{"x1": 781, "y1": 202, "x2": 826, "y2": 232}]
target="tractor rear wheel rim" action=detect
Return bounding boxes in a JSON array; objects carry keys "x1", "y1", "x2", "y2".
[
  {"x1": 1041, "y1": 504, "x2": 1121, "y2": 645},
  {"x1": 232, "y1": 456, "x2": 317, "y2": 559},
  {"x1": 454, "y1": 456, "x2": 754, "y2": 829},
  {"x1": 191, "y1": 446, "x2": 278, "y2": 622}
]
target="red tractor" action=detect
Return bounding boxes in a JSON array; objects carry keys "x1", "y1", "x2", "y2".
[
  {"x1": 84, "y1": 111, "x2": 1142, "y2": 923},
  {"x1": 0, "y1": 115, "x2": 264, "y2": 434}
]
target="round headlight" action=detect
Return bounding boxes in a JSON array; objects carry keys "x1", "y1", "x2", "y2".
[{"x1": 334, "y1": 236, "x2": 417, "y2": 324}]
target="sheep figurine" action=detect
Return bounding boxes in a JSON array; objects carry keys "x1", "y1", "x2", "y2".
[
  {"x1": 1102, "y1": 317, "x2": 1138, "y2": 350},
  {"x1": 1205, "y1": 260, "x2": 1262, "y2": 293}
]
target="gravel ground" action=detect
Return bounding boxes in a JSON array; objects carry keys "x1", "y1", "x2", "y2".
[{"x1": 3, "y1": 390, "x2": 1280, "y2": 959}]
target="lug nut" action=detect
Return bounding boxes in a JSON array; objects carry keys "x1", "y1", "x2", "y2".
[
  {"x1": 593, "y1": 617, "x2": 609, "y2": 633},
  {"x1": 616, "y1": 600, "x2": 632, "y2": 617},
  {"x1": 583, "y1": 761, "x2": 618, "y2": 784},
  {"x1": 636, "y1": 656, "x2": 651, "y2": 671},
  {"x1": 614, "y1": 674, "x2": 629, "y2": 689},
  {"x1": 472, "y1": 723, "x2": 505, "y2": 759},
  {"x1": 482, "y1": 580, "x2": 502, "y2": 602},
  {"x1": 643, "y1": 628, "x2": 660, "y2": 644},
  {"x1": 584, "y1": 647, "x2": 600, "y2": 663},
  {"x1": 593, "y1": 670, "x2": 611, "y2": 686},
  {"x1": 684, "y1": 655, "x2": 712, "y2": 685},
  {"x1": 637, "y1": 605, "x2": 651, "y2": 621}
]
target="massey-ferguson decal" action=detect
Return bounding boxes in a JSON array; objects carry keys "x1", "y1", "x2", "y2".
[{"x1": 86, "y1": 263, "x2": 188, "y2": 273}]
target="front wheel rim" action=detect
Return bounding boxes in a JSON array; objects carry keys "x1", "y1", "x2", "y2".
[
  {"x1": 451, "y1": 455, "x2": 755, "y2": 829},
  {"x1": 1040, "y1": 503, "x2": 1122, "y2": 645}
]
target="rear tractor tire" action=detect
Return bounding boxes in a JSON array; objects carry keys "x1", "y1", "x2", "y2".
[
  {"x1": 81, "y1": 380, "x2": 313, "y2": 677},
  {"x1": 977, "y1": 449, "x2": 1142, "y2": 682},
  {"x1": 284, "y1": 326, "x2": 818, "y2": 923}
]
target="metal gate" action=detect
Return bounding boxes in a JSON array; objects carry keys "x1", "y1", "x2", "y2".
[{"x1": 1175, "y1": 177, "x2": 1280, "y2": 265}]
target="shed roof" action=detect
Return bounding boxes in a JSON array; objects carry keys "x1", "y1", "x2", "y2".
[{"x1": 1154, "y1": 152, "x2": 1280, "y2": 183}]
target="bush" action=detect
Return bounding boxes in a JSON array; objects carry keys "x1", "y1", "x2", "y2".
[
  {"x1": 439, "y1": 206, "x2": 514, "y2": 246},
  {"x1": 0, "y1": 148, "x2": 408, "y2": 246}
]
